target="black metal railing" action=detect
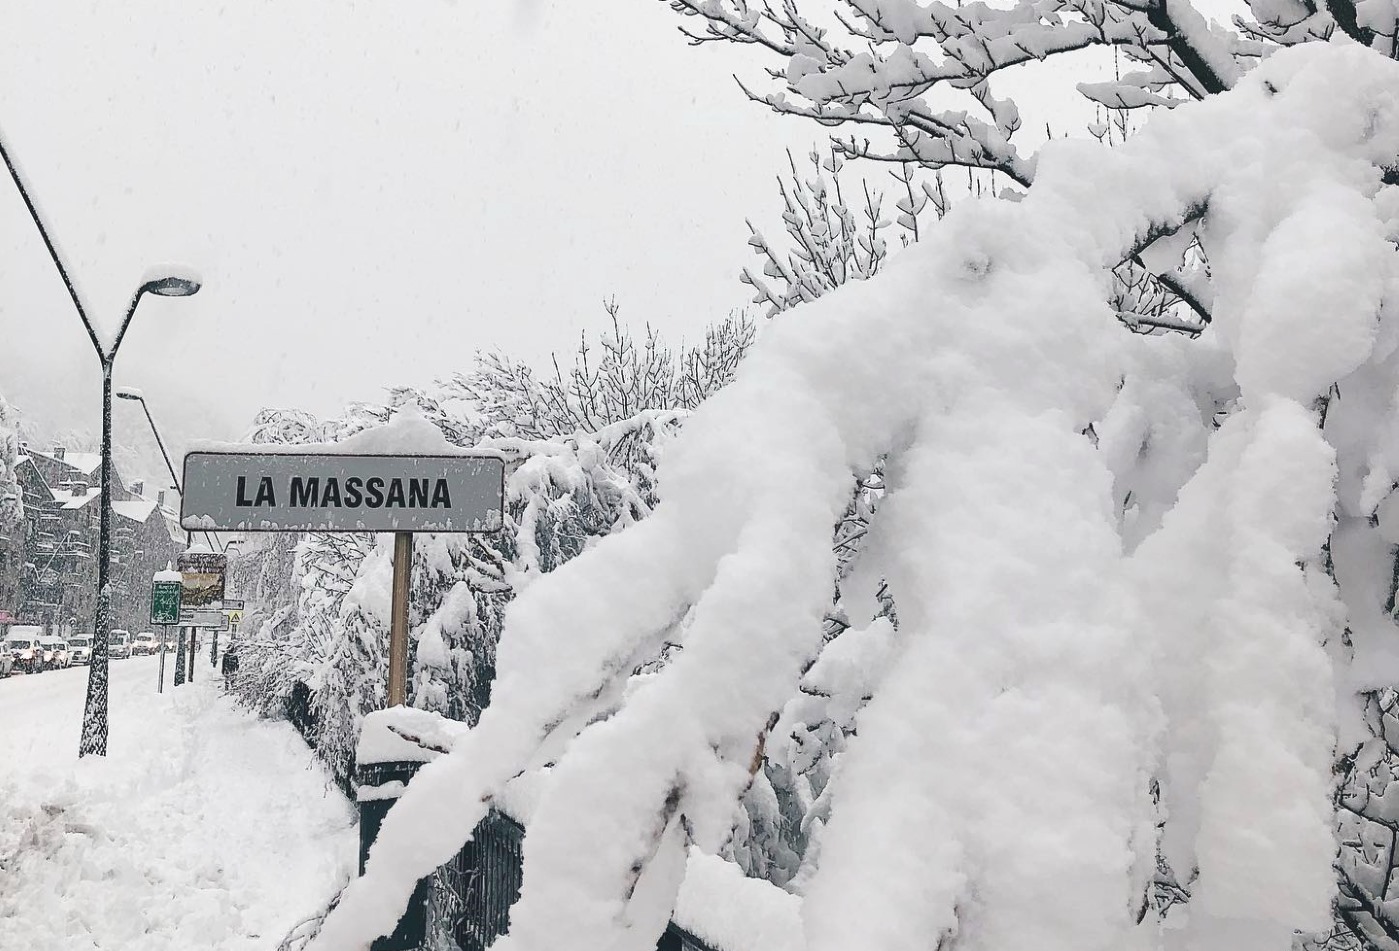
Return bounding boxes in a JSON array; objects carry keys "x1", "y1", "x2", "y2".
[{"x1": 424, "y1": 810, "x2": 717, "y2": 951}]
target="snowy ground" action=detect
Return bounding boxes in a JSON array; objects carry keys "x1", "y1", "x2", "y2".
[{"x1": 0, "y1": 656, "x2": 356, "y2": 950}]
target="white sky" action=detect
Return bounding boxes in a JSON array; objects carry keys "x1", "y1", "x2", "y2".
[
  {"x1": 0, "y1": 0, "x2": 822, "y2": 475},
  {"x1": 0, "y1": 0, "x2": 1177, "y2": 486}
]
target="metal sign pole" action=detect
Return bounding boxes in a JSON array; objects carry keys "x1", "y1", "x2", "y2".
[
  {"x1": 387, "y1": 532, "x2": 412, "y2": 707},
  {"x1": 151, "y1": 574, "x2": 182, "y2": 694},
  {"x1": 187, "y1": 628, "x2": 196, "y2": 682}
]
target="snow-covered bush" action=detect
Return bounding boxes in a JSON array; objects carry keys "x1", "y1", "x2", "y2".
[
  {"x1": 742, "y1": 147, "x2": 946, "y2": 316},
  {"x1": 310, "y1": 42, "x2": 1399, "y2": 951},
  {"x1": 230, "y1": 312, "x2": 755, "y2": 790}
]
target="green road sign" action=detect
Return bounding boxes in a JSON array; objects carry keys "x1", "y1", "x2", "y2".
[{"x1": 151, "y1": 581, "x2": 183, "y2": 626}]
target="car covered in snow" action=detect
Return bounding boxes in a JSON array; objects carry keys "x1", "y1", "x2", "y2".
[
  {"x1": 5, "y1": 630, "x2": 46, "y2": 673},
  {"x1": 109, "y1": 630, "x2": 132, "y2": 660},
  {"x1": 133, "y1": 632, "x2": 158, "y2": 655},
  {"x1": 38, "y1": 636, "x2": 70, "y2": 669},
  {"x1": 67, "y1": 636, "x2": 92, "y2": 665}
]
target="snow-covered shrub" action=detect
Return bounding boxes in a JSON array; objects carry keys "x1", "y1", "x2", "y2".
[
  {"x1": 742, "y1": 147, "x2": 946, "y2": 316},
  {"x1": 230, "y1": 312, "x2": 755, "y2": 791},
  {"x1": 311, "y1": 43, "x2": 1399, "y2": 951}
]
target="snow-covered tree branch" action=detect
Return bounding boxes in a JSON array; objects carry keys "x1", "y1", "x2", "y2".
[{"x1": 309, "y1": 43, "x2": 1399, "y2": 951}]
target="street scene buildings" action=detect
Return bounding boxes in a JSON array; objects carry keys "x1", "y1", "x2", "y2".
[{"x1": 9, "y1": 444, "x2": 183, "y2": 638}]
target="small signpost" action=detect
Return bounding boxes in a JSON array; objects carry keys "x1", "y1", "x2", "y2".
[
  {"x1": 182, "y1": 450, "x2": 504, "y2": 705},
  {"x1": 151, "y1": 569, "x2": 183, "y2": 693},
  {"x1": 177, "y1": 550, "x2": 228, "y2": 684},
  {"x1": 181, "y1": 448, "x2": 504, "y2": 951}
]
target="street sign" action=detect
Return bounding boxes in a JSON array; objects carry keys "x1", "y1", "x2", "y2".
[
  {"x1": 221, "y1": 599, "x2": 245, "y2": 611},
  {"x1": 180, "y1": 452, "x2": 505, "y2": 533},
  {"x1": 150, "y1": 581, "x2": 183, "y2": 625},
  {"x1": 178, "y1": 551, "x2": 227, "y2": 609},
  {"x1": 180, "y1": 608, "x2": 228, "y2": 630}
]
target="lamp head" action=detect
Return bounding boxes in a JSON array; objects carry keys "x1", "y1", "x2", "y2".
[
  {"x1": 115, "y1": 387, "x2": 144, "y2": 402},
  {"x1": 143, "y1": 276, "x2": 201, "y2": 298}
]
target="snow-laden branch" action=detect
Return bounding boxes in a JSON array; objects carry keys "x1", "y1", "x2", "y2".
[{"x1": 312, "y1": 43, "x2": 1399, "y2": 951}]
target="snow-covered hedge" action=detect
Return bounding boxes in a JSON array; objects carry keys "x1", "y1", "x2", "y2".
[
  {"x1": 228, "y1": 315, "x2": 752, "y2": 791},
  {"x1": 310, "y1": 43, "x2": 1399, "y2": 951}
]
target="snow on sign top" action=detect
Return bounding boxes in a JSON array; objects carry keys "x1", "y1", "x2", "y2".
[{"x1": 180, "y1": 451, "x2": 505, "y2": 533}]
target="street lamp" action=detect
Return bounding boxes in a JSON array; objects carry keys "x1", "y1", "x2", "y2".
[
  {"x1": 114, "y1": 387, "x2": 218, "y2": 552},
  {"x1": 1, "y1": 126, "x2": 201, "y2": 758}
]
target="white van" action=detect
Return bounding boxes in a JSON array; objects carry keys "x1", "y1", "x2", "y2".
[
  {"x1": 67, "y1": 636, "x2": 92, "y2": 665},
  {"x1": 5, "y1": 626, "x2": 47, "y2": 673}
]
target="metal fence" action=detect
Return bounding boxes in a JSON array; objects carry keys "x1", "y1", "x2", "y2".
[{"x1": 428, "y1": 810, "x2": 716, "y2": 951}]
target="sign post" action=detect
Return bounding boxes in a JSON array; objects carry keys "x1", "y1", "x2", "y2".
[
  {"x1": 388, "y1": 533, "x2": 413, "y2": 706},
  {"x1": 181, "y1": 450, "x2": 505, "y2": 706},
  {"x1": 151, "y1": 569, "x2": 183, "y2": 693},
  {"x1": 181, "y1": 448, "x2": 504, "y2": 951},
  {"x1": 177, "y1": 549, "x2": 227, "y2": 689}
]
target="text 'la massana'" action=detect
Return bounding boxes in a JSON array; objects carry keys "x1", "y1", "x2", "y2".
[{"x1": 235, "y1": 475, "x2": 453, "y2": 509}]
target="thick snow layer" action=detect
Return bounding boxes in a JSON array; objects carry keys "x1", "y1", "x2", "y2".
[
  {"x1": 313, "y1": 42, "x2": 1399, "y2": 951},
  {"x1": 192, "y1": 404, "x2": 503, "y2": 458},
  {"x1": 672, "y1": 849, "x2": 803, "y2": 951},
  {"x1": 356, "y1": 706, "x2": 469, "y2": 766},
  {"x1": 0, "y1": 659, "x2": 356, "y2": 950}
]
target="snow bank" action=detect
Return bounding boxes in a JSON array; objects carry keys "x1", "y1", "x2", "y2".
[
  {"x1": 313, "y1": 42, "x2": 1399, "y2": 951},
  {"x1": 0, "y1": 662, "x2": 356, "y2": 951}
]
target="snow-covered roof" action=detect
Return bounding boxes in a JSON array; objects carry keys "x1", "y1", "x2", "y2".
[
  {"x1": 28, "y1": 449, "x2": 102, "y2": 475},
  {"x1": 112, "y1": 499, "x2": 159, "y2": 523},
  {"x1": 59, "y1": 488, "x2": 101, "y2": 511}
]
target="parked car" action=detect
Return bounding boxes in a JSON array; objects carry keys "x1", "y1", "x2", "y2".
[
  {"x1": 39, "y1": 636, "x2": 70, "y2": 669},
  {"x1": 5, "y1": 634, "x2": 45, "y2": 673},
  {"x1": 133, "y1": 632, "x2": 158, "y2": 656},
  {"x1": 109, "y1": 630, "x2": 132, "y2": 660},
  {"x1": 67, "y1": 636, "x2": 92, "y2": 665}
]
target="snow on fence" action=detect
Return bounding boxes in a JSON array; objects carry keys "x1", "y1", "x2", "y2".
[{"x1": 356, "y1": 709, "x2": 801, "y2": 951}]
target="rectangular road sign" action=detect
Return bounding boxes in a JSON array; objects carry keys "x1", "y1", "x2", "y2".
[
  {"x1": 150, "y1": 581, "x2": 183, "y2": 625},
  {"x1": 221, "y1": 599, "x2": 244, "y2": 611},
  {"x1": 180, "y1": 452, "x2": 505, "y2": 533},
  {"x1": 180, "y1": 608, "x2": 228, "y2": 629}
]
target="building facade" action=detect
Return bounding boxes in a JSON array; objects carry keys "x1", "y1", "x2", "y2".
[{"x1": 12, "y1": 445, "x2": 185, "y2": 638}]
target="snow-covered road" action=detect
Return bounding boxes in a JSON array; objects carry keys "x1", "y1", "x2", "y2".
[{"x1": 0, "y1": 657, "x2": 356, "y2": 950}]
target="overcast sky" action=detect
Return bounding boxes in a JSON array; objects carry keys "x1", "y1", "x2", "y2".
[
  {"x1": 0, "y1": 0, "x2": 826, "y2": 479},
  {"x1": 0, "y1": 1, "x2": 1161, "y2": 488}
]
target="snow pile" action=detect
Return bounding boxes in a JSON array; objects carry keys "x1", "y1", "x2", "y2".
[
  {"x1": 311, "y1": 42, "x2": 1399, "y2": 951},
  {"x1": 0, "y1": 661, "x2": 356, "y2": 951}
]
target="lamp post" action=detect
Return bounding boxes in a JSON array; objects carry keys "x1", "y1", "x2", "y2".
[
  {"x1": 114, "y1": 388, "x2": 219, "y2": 552},
  {"x1": 1, "y1": 126, "x2": 201, "y2": 757}
]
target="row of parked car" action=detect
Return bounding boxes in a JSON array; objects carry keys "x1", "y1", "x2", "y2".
[{"x1": 1, "y1": 626, "x2": 172, "y2": 676}]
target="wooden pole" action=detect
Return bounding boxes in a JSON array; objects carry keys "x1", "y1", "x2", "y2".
[{"x1": 387, "y1": 532, "x2": 412, "y2": 707}]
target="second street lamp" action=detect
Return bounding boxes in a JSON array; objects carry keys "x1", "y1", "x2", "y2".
[{"x1": 115, "y1": 387, "x2": 218, "y2": 551}]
